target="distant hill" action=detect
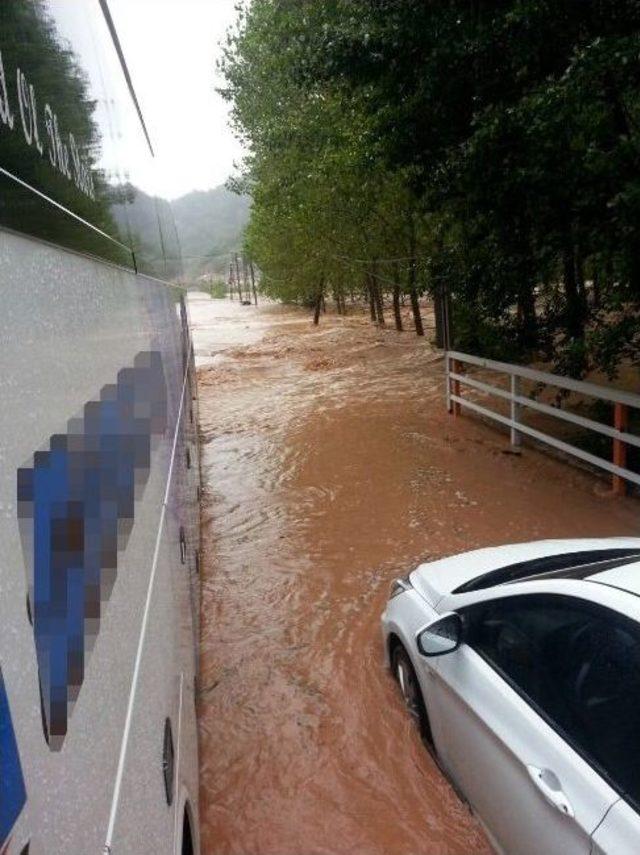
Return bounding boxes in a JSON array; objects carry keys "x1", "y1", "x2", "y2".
[
  {"x1": 108, "y1": 182, "x2": 250, "y2": 283},
  {"x1": 171, "y1": 186, "x2": 251, "y2": 281},
  {"x1": 110, "y1": 183, "x2": 183, "y2": 280}
]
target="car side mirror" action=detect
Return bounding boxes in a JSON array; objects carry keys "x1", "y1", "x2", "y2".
[{"x1": 417, "y1": 612, "x2": 463, "y2": 657}]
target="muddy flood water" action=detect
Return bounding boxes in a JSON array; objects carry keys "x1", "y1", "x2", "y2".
[{"x1": 191, "y1": 293, "x2": 638, "y2": 855}]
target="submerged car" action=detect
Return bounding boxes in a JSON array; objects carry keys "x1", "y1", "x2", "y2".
[{"x1": 381, "y1": 538, "x2": 640, "y2": 855}]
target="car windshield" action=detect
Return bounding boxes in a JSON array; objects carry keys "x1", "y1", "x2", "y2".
[{"x1": 453, "y1": 549, "x2": 640, "y2": 594}]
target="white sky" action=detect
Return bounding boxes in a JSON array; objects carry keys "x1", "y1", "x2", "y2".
[{"x1": 108, "y1": 0, "x2": 246, "y2": 200}]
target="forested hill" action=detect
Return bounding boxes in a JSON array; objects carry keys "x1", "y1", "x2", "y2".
[{"x1": 171, "y1": 186, "x2": 251, "y2": 280}]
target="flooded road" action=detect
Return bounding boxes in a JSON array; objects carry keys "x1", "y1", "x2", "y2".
[{"x1": 191, "y1": 293, "x2": 638, "y2": 855}]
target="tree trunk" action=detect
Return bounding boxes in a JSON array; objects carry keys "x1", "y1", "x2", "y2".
[
  {"x1": 249, "y1": 261, "x2": 258, "y2": 305},
  {"x1": 409, "y1": 286, "x2": 424, "y2": 336},
  {"x1": 575, "y1": 246, "x2": 587, "y2": 309},
  {"x1": 242, "y1": 255, "x2": 249, "y2": 298},
  {"x1": 372, "y1": 261, "x2": 385, "y2": 326},
  {"x1": 392, "y1": 263, "x2": 403, "y2": 331},
  {"x1": 407, "y1": 213, "x2": 424, "y2": 336},
  {"x1": 563, "y1": 239, "x2": 585, "y2": 339},
  {"x1": 367, "y1": 276, "x2": 376, "y2": 323},
  {"x1": 434, "y1": 287, "x2": 445, "y2": 348},
  {"x1": 516, "y1": 283, "x2": 537, "y2": 349},
  {"x1": 229, "y1": 263, "x2": 235, "y2": 299},
  {"x1": 629, "y1": 246, "x2": 640, "y2": 300},
  {"x1": 592, "y1": 270, "x2": 601, "y2": 310},
  {"x1": 374, "y1": 286, "x2": 385, "y2": 326},
  {"x1": 313, "y1": 278, "x2": 324, "y2": 325},
  {"x1": 392, "y1": 285, "x2": 403, "y2": 331},
  {"x1": 234, "y1": 253, "x2": 243, "y2": 302}
]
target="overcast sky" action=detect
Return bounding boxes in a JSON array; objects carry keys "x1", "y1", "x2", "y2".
[{"x1": 108, "y1": 0, "x2": 246, "y2": 200}]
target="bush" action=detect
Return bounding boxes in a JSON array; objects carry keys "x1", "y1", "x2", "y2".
[{"x1": 209, "y1": 280, "x2": 227, "y2": 299}]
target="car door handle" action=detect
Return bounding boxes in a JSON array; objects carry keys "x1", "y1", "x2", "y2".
[{"x1": 527, "y1": 765, "x2": 575, "y2": 818}]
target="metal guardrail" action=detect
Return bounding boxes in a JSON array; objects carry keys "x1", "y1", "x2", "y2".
[{"x1": 445, "y1": 350, "x2": 640, "y2": 494}]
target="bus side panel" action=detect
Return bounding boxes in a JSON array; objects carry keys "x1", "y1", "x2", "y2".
[{"x1": 0, "y1": 231, "x2": 199, "y2": 853}]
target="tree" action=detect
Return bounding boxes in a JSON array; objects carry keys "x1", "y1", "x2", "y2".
[
  {"x1": 220, "y1": 0, "x2": 429, "y2": 333},
  {"x1": 222, "y1": 0, "x2": 640, "y2": 376}
]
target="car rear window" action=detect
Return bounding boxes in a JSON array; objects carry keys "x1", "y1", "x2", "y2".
[{"x1": 453, "y1": 549, "x2": 640, "y2": 594}]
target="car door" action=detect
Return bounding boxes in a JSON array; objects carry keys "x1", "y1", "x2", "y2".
[
  {"x1": 420, "y1": 594, "x2": 624, "y2": 855},
  {"x1": 583, "y1": 608, "x2": 640, "y2": 855},
  {"x1": 591, "y1": 801, "x2": 640, "y2": 855}
]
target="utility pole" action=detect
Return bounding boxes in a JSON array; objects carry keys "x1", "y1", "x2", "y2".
[
  {"x1": 234, "y1": 253, "x2": 243, "y2": 302},
  {"x1": 242, "y1": 255, "x2": 249, "y2": 301},
  {"x1": 229, "y1": 261, "x2": 235, "y2": 299}
]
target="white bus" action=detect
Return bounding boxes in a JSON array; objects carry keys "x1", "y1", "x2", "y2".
[{"x1": 0, "y1": 2, "x2": 200, "y2": 852}]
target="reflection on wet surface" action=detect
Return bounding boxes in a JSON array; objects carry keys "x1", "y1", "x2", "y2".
[
  {"x1": 193, "y1": 294, "x2": 638, "y2": 855},
  {"x1": 0, "y1": 1, "x2": 181, "y2": 274}
]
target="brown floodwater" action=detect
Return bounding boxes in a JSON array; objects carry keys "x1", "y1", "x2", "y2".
[{"x1": 192, "y1": 294, "x2": 638, "y2": 855}]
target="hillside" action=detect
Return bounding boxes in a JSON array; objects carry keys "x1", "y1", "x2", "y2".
[{"x1": 171, "y1": 186, "x2": 251, "y2": 280}]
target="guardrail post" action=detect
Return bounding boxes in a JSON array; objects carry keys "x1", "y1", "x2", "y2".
[
  {"x1": 452, "y1": 359, "x2": 461, "y2": 416},
  {"x1": 612, "y1": 403, "x2": 629, "y2": 496},
  {"x1": 445, "y1": 352, "x2": 451, "y2": 413},
  {"x1": 510, "y1": 375, "x2": 522, "y2": 448},
  {"x1": 445, "y1": 353, "x2": 461, "y2": 415}
]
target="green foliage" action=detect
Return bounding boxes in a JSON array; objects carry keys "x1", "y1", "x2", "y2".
[
  {"x1": 222, "y1": 0, "x2": 640, "y2": 376},
  {"x1": 209, "y1": 279, "x2": 228, "y2": 299},
  {"x1": 219, "y1": 1, "x2": 430, "y2": 317},
  {"x1": 451, "y1": 301, "x2": 524, "y2": 365},
  {"x1": 0, "y1": 0, "x2": 119, "y2": 260}
]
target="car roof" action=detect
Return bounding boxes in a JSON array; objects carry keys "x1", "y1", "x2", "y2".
[
  {"x1": 452, "y1": 544, "x2": 640, "y2": 594},
  {"x1": 588, "y1": 561, "x2": 640, "y2": 597},
  {"x1": 411, "y1": 538, "x2": 640, "y2": 606}
]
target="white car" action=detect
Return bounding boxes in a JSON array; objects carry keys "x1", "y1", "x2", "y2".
[{"x1": 381, "y1": 538, "x2": 640, "y2": 855}]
